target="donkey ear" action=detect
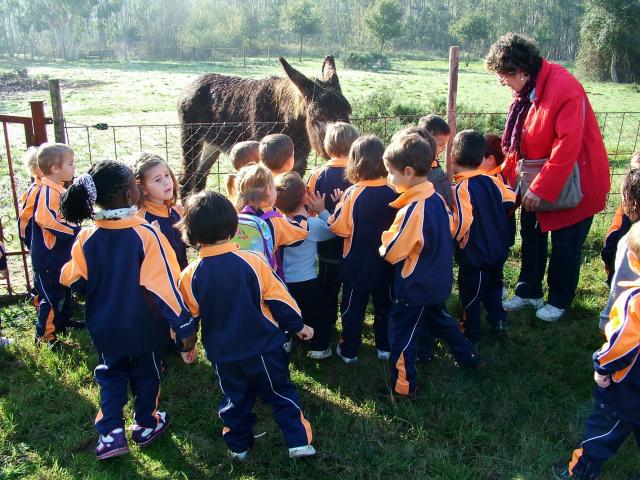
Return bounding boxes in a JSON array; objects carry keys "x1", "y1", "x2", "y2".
[
  {"x1": 280, "y1": 57, "x2": 315, "y2": 99},
  {"x1": 321, "y1": 55, "x2": 340, "y2": 89}
]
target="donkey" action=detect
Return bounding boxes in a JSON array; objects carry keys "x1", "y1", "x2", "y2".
[{"x1": 177, "y1": 55, "x2": 351, "y2": 197}]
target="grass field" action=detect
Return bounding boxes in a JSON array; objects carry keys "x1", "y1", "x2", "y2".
[{"x1": 1, "y1": 55, "x2": 640, "y2": 479}]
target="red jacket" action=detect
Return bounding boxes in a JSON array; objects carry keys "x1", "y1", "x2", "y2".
[{"x1": 502, "y1": 59, "x2": 610, "y2": 232}]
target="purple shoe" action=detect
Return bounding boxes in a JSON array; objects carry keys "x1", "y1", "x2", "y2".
[
  {"x1": 130, "y1": 411, "x2": 171, "y2": 447},
  {"x1": 96, "y1": 428, "x2": 130, "y2": 460}
]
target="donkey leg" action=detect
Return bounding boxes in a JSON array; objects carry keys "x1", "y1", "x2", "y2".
[
  {"x1": 293, "y1": 144, "x2": 310, "y2": 177},
  {"x1": 193, "y1": 144, "x2": 221, "y2": 193},
  {"x1": 180, "y1": 124, "x2": 204, "y2": 199}
]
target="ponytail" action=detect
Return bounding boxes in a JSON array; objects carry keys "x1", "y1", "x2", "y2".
[{"x1": 60, "y1": 174, "x2": 97, "y2": 224}]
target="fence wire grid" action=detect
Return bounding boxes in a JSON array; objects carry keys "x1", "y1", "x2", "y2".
[{"x1": 0, "y1": 111, "x2": 639, "y2": 296}]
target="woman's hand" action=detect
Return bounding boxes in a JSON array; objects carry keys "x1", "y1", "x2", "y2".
[{"x1": 522, "y1": 190, "x2": 542, "y2": 211}]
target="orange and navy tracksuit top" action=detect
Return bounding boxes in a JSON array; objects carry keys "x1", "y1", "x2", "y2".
[
  {"x1": 31, "y1": 178, "x2": 81, "y2": 275},
  {"x1": 137, "y1": 201, "x2": 188, "y2": 269},
  {"x1": 452, "y1": 170, "x2": 516, "y2": 269},
  {"x1": 602, "y1": 205, "x2": 632, "y2": 283},
  {"x1": 60, "y1": 216, "x2": 196, "y2": 356},
  {"x1": 18, "y1": 178, "x2": 42, "y2": 249},
  {"x1": 380, "y1": 182, "x2": 454, "y2": 306},
  {"x1": 178, "y1": 242, "x2": 304, "y2": 363},
  {"x1": 307, "y1": 158, "x2": 352, "y2": 261},
  {"x1": 328, "y1": 179, "x2": 398, "y2": 289},
  {"x1": 593, "y1": 279, "x2": 640, "y2": 423}
]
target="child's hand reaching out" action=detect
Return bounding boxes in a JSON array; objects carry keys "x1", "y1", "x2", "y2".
[
  {"x1": 594, "y1": 372, "x2": 611, "y2": 388},
  {"x1": 306, "y1": 191, "x2": 326, "y2": 215},
  {"x1": 181, "y1": 349, "x2": 197, "y2": 364},
  {"x1": 296, "y1": 324, "x2": 314, "y2": 341},
  {"x1": 330, "y1": 188, "x2": 344, "y2": 203}
]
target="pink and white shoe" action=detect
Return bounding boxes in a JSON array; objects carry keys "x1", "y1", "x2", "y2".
[
  {"x1": 96, "y1": 428, "x2": 130, "y2": 460},
  {"x1": 130, "y1": 411, "x2": 171, "y2": 447}
]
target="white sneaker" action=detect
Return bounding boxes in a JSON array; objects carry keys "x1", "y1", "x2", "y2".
[
  {"x1": 283, "y1": 339, "x2": 293, "y2": 353},
  {"x1": 0, "y1": 337, "x2": 13, "y2": 347},
  {"x1": 307, "y1": 348, "x2": 331, "y2": 360},
  {"x1": 376, "y1": 349, "x2": 391, "y2": 360},
  {"x1": 288, "y1": 444, "x2": 316, "y2": 458},
  {"x1": 335, "y1": 344, "x2": 357, "y2": 364},
  {"x1": 502, "y1": 295, "x2": 544, "y2": 311},
  {"x1": 535, "y1": 304, "x2": 566, "y2": 322},
  {"x1": 230, "y1": 450, "x2": 249, "y2": 461}
]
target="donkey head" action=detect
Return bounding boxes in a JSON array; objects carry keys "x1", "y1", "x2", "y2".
[{"x1": 280, "y1": 56, "x2": 352, "y2": 158}]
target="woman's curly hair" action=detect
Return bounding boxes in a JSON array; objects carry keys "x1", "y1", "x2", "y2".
[{"x1": 485, "y1": 32, "x2": 543, "y2": 77}]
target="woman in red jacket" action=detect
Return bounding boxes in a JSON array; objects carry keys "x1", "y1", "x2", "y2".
[{"x1": 485, "y1": 33, "x2": 610, "y2": 322}]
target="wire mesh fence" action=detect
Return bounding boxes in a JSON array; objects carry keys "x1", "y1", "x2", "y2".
[{"x1": 1, "y1": 111, "x2": 639, "y2": 297}]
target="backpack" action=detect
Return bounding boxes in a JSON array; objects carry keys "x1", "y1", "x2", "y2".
[{"x1": 233, "y1": 207, "x2": 279, "y2": 271}]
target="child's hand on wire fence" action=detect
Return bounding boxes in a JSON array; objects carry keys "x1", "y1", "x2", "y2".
[
  {"x1": 296, "y1": 324, "x2": 314, "y2": 341},
  {"x1": 330, "y1": 188, "x2": 344, "y2": 203},
  {"x1": 306, "y1": 191, "x2": 326, "y2": 215},
  {"x1": 594, "y1": 372, "x2": 611, "y2": 388}
]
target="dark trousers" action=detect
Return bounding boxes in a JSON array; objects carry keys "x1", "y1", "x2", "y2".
[
  {"x1": 569, "y1": 400, "x2": 640, "y2": 479},
  {"x1": 94, "y1": 351, "x2": 162, "y2": 435},
  {"x1": 339, "y1": 285, "x2": 391, "y2": 357},
  {"x1": 34, "y1": 272, "x2": 72, "y2": 341},
  {"x1": 458, "y1": 264, "x2": 507, "y2": 343},
  {"x1": 214, "y1": 348, "x2": 312, "y2": 453},
  {"x1": 319, "y1": 260, "x2": 341, "y2": 326},
  {"x1": 389, "y1": 303, "x2": 476, "y2": 396},
  {"x1": 515, "y1": 210, "x2": 593, "y2": 309},
  {"x1": 287, "y1": 278, "x2": 331, "y2": 351}
]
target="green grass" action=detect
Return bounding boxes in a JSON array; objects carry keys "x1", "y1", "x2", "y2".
[{"x1": 1, "y1": 243, "x2": 640, "y2": 479}]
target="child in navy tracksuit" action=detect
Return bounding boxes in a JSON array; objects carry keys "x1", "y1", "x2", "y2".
[
  {"x1": 30, "y1": 143, "x2": 81, "y2": 345},
  {"x1": 177, "y1": 191, "x2": 316, "y2": 460},
  {"x1": 18, "y1": 147, "x2": 42, "y2": 249},
  {"x1": 328, "y1": 135, "x2": 398, "y2": 363},
  {"x1": 380, "y1": 134, "x2": 483, "y2": 399},
  {"x1": 59, "y1": 160, "x2": 197, "y2": 460},
  {"x1": 132, "y1": 152, "x2": 188, "y2": 269},
  {"x1": 451, "y1": 130, "x2": 516, "y2": 342},
  {"x1": 276, "y1": 171, "x2": 336, "y2": 359},
  {"x1": 554, "y1": 221, "x2": 640, "y2": 480},
  {"x1": 307, "y1": 122, "x2": 359, "y2": 325}
]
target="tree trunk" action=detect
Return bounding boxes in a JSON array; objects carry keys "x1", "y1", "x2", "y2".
[
  {"x1": 610, "y1": 51, "x2": 619, "y2": 83},
  {"x1": 299, "y1": 34, "x2": 303, "y2": 62},
  {"x1": 465, "y1": 45, "x2": 471, "y2": 67}
]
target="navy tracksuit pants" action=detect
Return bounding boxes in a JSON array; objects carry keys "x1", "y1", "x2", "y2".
[
  {"x1": 515, "y1": 210, "x2": 593, "y2": 309},
  {"x1": 34, "y1": 272, "x2": 72, "y2": 341},
  {"x1": 569, "y1": 400, "x2": 640, "y2": 479},
  {"x1": 389, "y1": 303, "x2": 476, "y2": 396},
  {"x1": 94, "y1": 351, "x2": 162, "y2": 435},
  {"x1": 287, "y1": 278, "x2": 331, "y2": 351},
  {"x1": 458, "y1": 263, "x2": 507, "y2": 343},
  {"x1": 339, "y1": 285, "x2": 391, "y2": 358},
  {"x1": 214, "y1": 348, "x2": 312, "y2": 453},
  {"x1": 319, "y1": 259, "x2": 341, "y2": 326}
]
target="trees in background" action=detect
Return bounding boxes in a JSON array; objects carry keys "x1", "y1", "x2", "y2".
[{"x1": 1, "y1": 0, "x2": 639, "y2": 83}]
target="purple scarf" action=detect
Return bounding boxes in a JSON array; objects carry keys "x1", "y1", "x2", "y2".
[{"x1": 502, "y1": 78, "x2": 536, "y2": 156}]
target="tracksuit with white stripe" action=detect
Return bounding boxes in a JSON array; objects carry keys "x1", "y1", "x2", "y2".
[
  {"x1": 451, "y1": 170, "x2": 516, "y2": 343},
  {"x1": 567, "y1": 275, "x2": 640, "y2": 479},
  {"x1": 178, "y1": 242, "x2": 313, "y2": 453},
  {"x1": 60, "y1": 215, "x2": 196, "y2": 435},
  {"x1": 380, "y1": 182, "x2": 477, "y2": 396}
]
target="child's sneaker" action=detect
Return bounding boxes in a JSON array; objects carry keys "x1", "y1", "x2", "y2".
[
  {"x1": 230, "y1": 450, "x2": 249, "y2": 462},
  {"x1": 130, "y1": 411, "x2": 170, "y2": 447},
  {"x1": 376, "y1": 349, "x2": 391, "y2": 360},
  {"x1": 335, "y1": 344, "x2": 357, "y2": 364},
  {"x1": 536, "y1": 304, "x2": 566, "y2": 322},
  {"x1": 288, "y1": 444, "x2": 316, "y2": 458},
  {"x1": 307, "y1": 348, "x2": 331, "y2": 360},
  {"x1": 502, "y1": 295, "x2": 544, "y2": 311},
  {"x1": 96, "y1": 428, "x2": 129, "y2": 460},
  {"x1": 0, "y1": 336, "x2": 13, "y2": 347}
]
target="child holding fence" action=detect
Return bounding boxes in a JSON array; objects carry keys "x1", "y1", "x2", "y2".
[
  {"x1": 328, "y1": 135, "x2": 397, "y2": 363},
  {"x1": 177, "y1": 191, "x2": 316, "y2": 460},
  {"x1": 59, "y1": 160, "x2": 196, "y2": 460}
]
